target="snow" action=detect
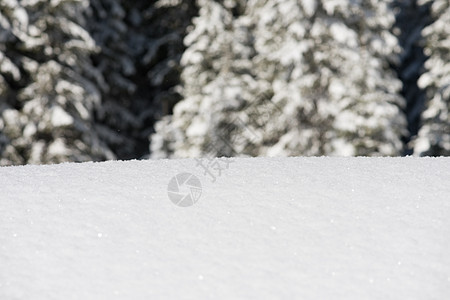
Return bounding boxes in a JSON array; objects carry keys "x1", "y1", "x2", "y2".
[
  {"x1": 330, "y1": 22, "x2": 358, "y2": 48},
  {"x1": 300, "y1": 0, "x2": 317, "y2": 17},
  {"x1": 1, "y1": 157, "x2": 449, "y2": 299},
  {"x1": 50, "y1": 106, "x2": 74, "y2": 127}
]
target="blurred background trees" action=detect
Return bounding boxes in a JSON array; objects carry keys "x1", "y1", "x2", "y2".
[
  {"x1": 0, "y1": 0, "x2": 107, "y2": 164},
  {"x1": 0, "y1": 0, "x2": 197, "y2": 164},
  {"x1": 0, "y1": 0, "x2": 449, "y2": 165},
  {"x1": 152, "y1": 0, "x2": 407, "y2": 158},
  {"x1": 413, "y1": 0, "x2": 450, "y2": 156}
]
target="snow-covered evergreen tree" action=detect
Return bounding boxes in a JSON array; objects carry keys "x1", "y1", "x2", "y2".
[
  {"x1": 0, "y1": 0, "x2": 197, "y2": 165},
  {"x1": 413, "y1": 0, "x2": 450, "y2": 156},
  {"x1": 151, "y1": 0, "x2": 264, "y2": 158},
  {"x1": 151, "y1": 0, "x2": 407, "y2": 158},
  {"x1": 1, "y1": 0, "x2": 114, "y2": 165},
  {"x1": 0, "y1": 0, "x2": 25, "y2": 164}
]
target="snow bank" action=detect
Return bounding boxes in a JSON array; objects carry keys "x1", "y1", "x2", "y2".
[{"x1": 1, "y1": 157, "x2": 449, "y2": 299}]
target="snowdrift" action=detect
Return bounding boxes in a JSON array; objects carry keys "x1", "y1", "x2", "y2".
[{"x1": 1, "y1": 157, "x2": 449, "y2": 299}]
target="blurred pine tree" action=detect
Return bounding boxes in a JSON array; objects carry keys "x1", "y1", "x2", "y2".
[
  {"x1": 413, "y1": 0, "x2": 450, "y2": 156},
  {"x1": 0, "y1": 0, "x2": 197, "y2": 165},
  {"x1": 1, "y1": 0, "x2": 112, "y2": 165}
]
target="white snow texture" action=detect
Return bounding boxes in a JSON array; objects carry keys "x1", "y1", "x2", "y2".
[{"x1": 1, "y1": 157, "x2": 449, "y2": 299}]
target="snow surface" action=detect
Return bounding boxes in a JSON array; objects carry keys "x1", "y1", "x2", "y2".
[{"x1": 1, "y1": 157, "x2": 449, "y2": 299}]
